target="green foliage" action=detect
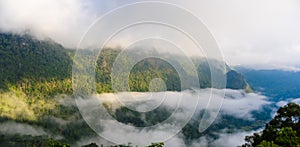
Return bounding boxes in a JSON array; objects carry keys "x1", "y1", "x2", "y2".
[
  {"x1": 257, "y1": 140, "x2": 280, "y2": 147},
  {"x1": 0, "y1": 33, "x2": 73, "y2": 95},
  {"x1": 145, "y1": 107, "x2": 171, "y2": 125},
  {"x1": 255, "y1": 127, "x2": 300, "y2": 147},
  {"x1": 226, "y1": 70, "x2": 247, "y2": 89},
  {"x1": 82, "y1": 143, "x2": 99, "y2": 147},
  {"x1": 62, "y1": 121, "x2": 96, "y2": 142},
  {"x1": 275, "y1": 127, "x2": 300, "y2": 147},
  {"x1": 114, "y1": 107, "x2": 145, "y2": 127},
  {"x1": 243, "y1": 103, "x2": 300, "y2": 147},
  {"x1": 0, "y1": 135, "x2": 70, "y2": 147},
  {"x1": 0, "y1": 33, "x2": 248, "y2": 99},
  {"x1": 0, "y1": 91, "x2": 36, "y2": 121},
  {"x1": 46, "y1": 138, "x2": 71, "y2": 147},
  {"x1": 128, "y1": 58, "x2": 180, "y2": 92},
  {"x1": 0, "y1": 32, "x2": 250, "y2": 146},
  {"x1": 147, "y1": 142, "x2": 164, "y2": 147},
  {"x1": 113, "y1": 106, "x2": 172, "y2": 127}
]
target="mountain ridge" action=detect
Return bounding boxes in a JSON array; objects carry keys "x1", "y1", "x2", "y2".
[
  {"x1": 0, "y1": 32, "x2": 255, "y2": 146},
  {"x1": 0, "y1": 32, "x2": 250, "y2": 96},
  {"x1": 235, "y1": 66, "x2": 300, "y2": 101}
]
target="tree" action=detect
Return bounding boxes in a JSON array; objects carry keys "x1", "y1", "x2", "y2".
[
  {"x1": 46, "y1": 138, "x2": 71, "y2": 147},
  {"x1": 82, "y1": 143, "x2": 99, "y2": 147},
  {"x1": 147, "y1": 142, "x2": 164, "y2": 147},
  {"x1": 243, "y1": 103, "x2": 300, "y2": 146},
  {"x1": 256, "y1": 140, "x2": 279, "y2": 147},
  {"x1": 275, "y1": 127, "x2": 300, "y2": 147}
]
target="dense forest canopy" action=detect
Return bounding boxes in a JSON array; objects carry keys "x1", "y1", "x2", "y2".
[
  {"x1": 243, "y1": 102, "x2": 300, "y2": 147},
  {"x1": 0, "y1": 32, "x2": 250, "y2": 97}
]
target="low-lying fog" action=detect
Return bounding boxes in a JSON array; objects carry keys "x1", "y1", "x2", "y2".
[
  {"x1": 75, "y1": 88, "x2": 270, "y2": 146},
  {"x1": 0, "y1": 88, "x2": 272, "y2": 146}
]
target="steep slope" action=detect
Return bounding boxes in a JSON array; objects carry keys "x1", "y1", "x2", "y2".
[
  {"x1": 226, "y1": 70, "x2": 246, "y2": 89},
  {"x1": 0, "y1": 32, "x2": 253, "y2": 146},
  {"x1": 0, "y1": 33, "x2": 249, "y2": 96},
  {"x1": 0, "y1": 33, "x2": 72, "y2": 84},
  {"x1": 0, "y1": 33, "x2": 73, "y2": 97}
]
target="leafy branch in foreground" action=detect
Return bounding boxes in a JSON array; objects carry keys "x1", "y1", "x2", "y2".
[{"x1": 242, "y1": 102, "x2": 300, "y2": 147}]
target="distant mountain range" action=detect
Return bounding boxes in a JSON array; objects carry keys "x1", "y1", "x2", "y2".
[{"x1": 235, "y1": 66, "x2": 300, "y2": 101}]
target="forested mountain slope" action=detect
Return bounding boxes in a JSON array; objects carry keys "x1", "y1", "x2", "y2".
[
  {"x1": 0, "y1": 33, "x2": 252, "y2": 146},
  {"x1": 0, "y1": 33, "x2": 249, "y2": 97}
]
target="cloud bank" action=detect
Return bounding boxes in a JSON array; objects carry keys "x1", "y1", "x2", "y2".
[
  {"x1": 0, "y1": 121, "x2": 47, "y2": 136},
  {"x1": 97, "y1": 88, "x2": 270, "y2": 120},
  {"x1": 0, "y1": 0, "x2": 96, "y2": 47},
  {"x1": 0, "y1": 88, "x2": 270, "y2": 146},
  {"x1": 74, "y1": 88, "x2": 270, "y2": 146},
  {"x1": 0, "y1": 0, "x2": 299, "y2": 69}
]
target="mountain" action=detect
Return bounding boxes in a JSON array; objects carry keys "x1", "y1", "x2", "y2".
[
  {"x1": 0, "y1": 33, "x2": 249, "y2": 96},
  {"x1": 235, "y1": 67, "x2": 300, "y2": 101},
  {"x1": 0, "y1": 33, "x2": 73, "y2": 97},
  {"x1": 0, "y1": 32, "x2": 252, "y2": 146}
]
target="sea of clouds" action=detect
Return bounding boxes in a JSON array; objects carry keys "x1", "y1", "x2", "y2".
[{"x1": 73, "y1": 88, "x2": 270, "y2": 146}]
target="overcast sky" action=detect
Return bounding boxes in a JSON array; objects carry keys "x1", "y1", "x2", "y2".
[{"x1": 0, "y1": 0, "x2": 299, "y2": 70}]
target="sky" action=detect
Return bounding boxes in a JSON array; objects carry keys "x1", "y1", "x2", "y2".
[{"x1": 0, "y1": 0, "x2": 300, "y2": 70}]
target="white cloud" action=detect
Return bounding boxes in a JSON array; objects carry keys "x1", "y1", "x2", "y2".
[
  {"x1": 1, "y1": 0, "x2": 299, "y2": 69},
  {"x1": 210, "y1": 129, "x2": 258, "y2": 147},
  {"x1": 0, "y1": 121, "x2": 47, "y2": 136},
  {"x1": 97, "y1": 88, "x2": 270, "y2": 120},
  {"x1": 0, "y1": 0, "x2": 96, "y2": 47},
  {"x1": 188, "y1": 0, "x2": 300, "y2": 69},
  {"x1": 276, "y1": 98, "x2": 300, "y2": 107},
  {"x1": 221, "y1": 89, "x2": 270, "y2": 119},
  {"x1": 75, "y1": 89, "x2": 270, "y2": 146}
]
